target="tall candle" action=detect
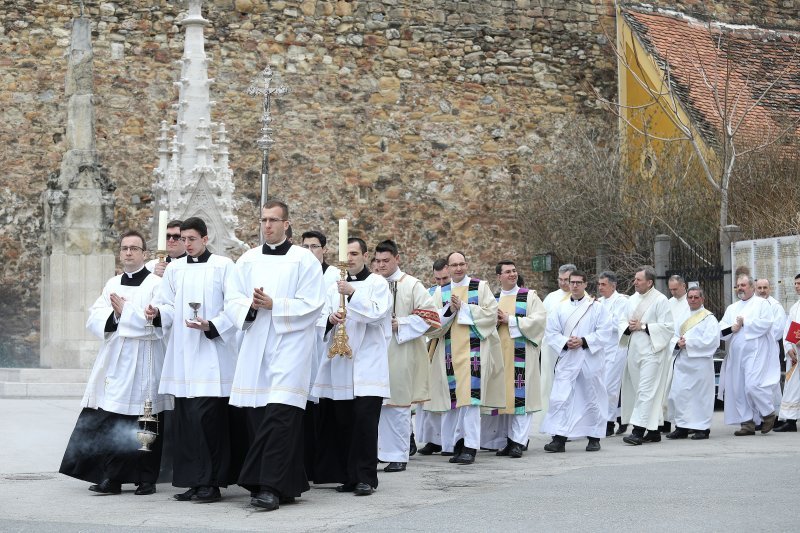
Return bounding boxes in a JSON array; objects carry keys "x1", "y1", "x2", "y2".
[
  {"x1": 338, "y1": 219, "x2": 348, "y2": 262},
  {"x1": 157, "y1": 210, "x2": 168, "y2": 251}
]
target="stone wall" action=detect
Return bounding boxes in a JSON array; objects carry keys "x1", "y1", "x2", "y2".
[{"x1": 3, "y1": 0, "x2": 617, "y2": 366}]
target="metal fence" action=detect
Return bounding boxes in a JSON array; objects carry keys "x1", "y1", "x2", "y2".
[{"x1": 666, "y1": 240, "x2": 725, "y2": 318}]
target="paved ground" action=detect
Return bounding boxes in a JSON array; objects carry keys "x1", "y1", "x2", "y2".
[{"x1": 1, "y1": 399, "x2": 798, "y2": 532}]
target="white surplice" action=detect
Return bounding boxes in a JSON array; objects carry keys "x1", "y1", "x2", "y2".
[
  {"x1": 540, "y1": 296, "x2": 613, "y2": 439},
  {"x1": 667, "y1": 308, "x2": 719, "y2": 430},
  {"x1": 718, "y1": 295, "x2": 777, "y2": 425},
  {"x1": 155, "y1": 254, "x2": 238, "y2": 397},
  {"x1": 540, "y1": 288, "x2": 571, "y2": 412},
  {"x1": 599, "y1": 291, "x2": 629, "y2": 421},
  {"x1": 765, "y1": 295, "x2": 787, "y2": 412},
  {"x1": 780, "y1": 300, "x2": 800, "y2": 419},
  {"x1": 82, "y1": 270, "x2": 173, "y2": 415},
  {"x1": 226, "y1": 244, "x2": 325, "y2": 409},
  {"x1": 619, "y1": 288, "x2": 674, "y2": 430},
  {"x1": 312, "y1": 270, "x2": 393, "y2": 400}
]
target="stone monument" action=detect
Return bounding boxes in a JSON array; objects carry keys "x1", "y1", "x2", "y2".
[
  {"x1": 40, "y1": 12, "x2": 116, "y2": 369},
  {"x1": 152, "y1": 0, "x2": 245, "y2": 255}
]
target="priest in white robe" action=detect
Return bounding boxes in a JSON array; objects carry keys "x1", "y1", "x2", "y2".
[
  {"x1": 147, "y1": 217, "x2": 239, "y2": 503},
  {"x1": 144, "y1": 218, "x2": 186, "y2": 277},
  {"x1": 373, "y1": 240, "x2": 440, "y2": 472},
  {"x1": 298, "y1": 229, "x2": 342, "y2": 481},
  {"x1": 666, "y1": 287, "x2": 719, "y2": 439},
  {"x1": 540, "y1": 263, "x2": 576, "y2": 412},
  {"x1": 620, "y1": 266, "x2": 674, "y2": 446},
  {"x1": 541, "y1": 270, "x2": 613, "y2": 452},
  {"x1": 776, "y1": 273, "x2": 800, "y2": 432},
  {"x1": 756, "y1": 279, "x2": 788, "y2": 415},
  {"x1": 312, "y1": 237, "x2": 392, "y2": 496},
  {"x1": 416, "y1": 259, "x2": 451, "y2": 456},
  {"x1": 485, "y1": 260, "x2": 545, "y2": 458},
  {"x1": 425, "y1": 252, "x2": 505, "y2": 465},
  {"x1": 718, "y1": 274, "x2": 778, "y2": 435},
  {"x1": 60, "y1": 230, "x2": 173, "y2": 496},
  {"x1": 597, "y1": 271, "x2": 629, "y2": 436},
  {"x1": 225, "y1": 201, "x2": 325, "y2": 511},
  {"x1": 660, "y1": 275, "x2": 690, "y2": 434}
]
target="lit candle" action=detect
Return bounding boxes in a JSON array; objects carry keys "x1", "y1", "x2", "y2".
[
  {"x1": 338, "y1": 219, "x2": 348, "y2": 262},
  {"x1": 157, "y1": 210, "x2": 168, "y2": 252}
]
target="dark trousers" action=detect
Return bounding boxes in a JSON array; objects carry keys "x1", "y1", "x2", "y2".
[
  {"x1": 238, "y1": 403, "x2": 308, "y2": 498},
  {"x1": 314, "y1": 396, "x2": 383, "y2": 489},
  {"x1": 59, "y1": 408, "x2": 163, "y2": 485},
  {"x1": 170, "y1": 397, "x2": 232, "y2": 488}
]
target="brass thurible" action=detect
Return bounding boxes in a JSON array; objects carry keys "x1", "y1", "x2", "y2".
[{"x1": 328, "y1": 262, "x2": 353, "y2": 359}]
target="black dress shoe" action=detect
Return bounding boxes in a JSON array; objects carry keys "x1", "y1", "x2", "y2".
[
  {"x1": 606, "y1": 421, "x2": 615, "y2": 437},
  {"x1": 643, "y1": 430, "x2": 661, "y2": 443},
  {"x1": 441, "y1": 450, "x2": 455, "y2": 457},
  {"x1": 690, "y1": 430, "x2": 710, "y2": 440},
  {"x1": 666, "y1": 428, "x2": 689, "y2": 440},
  {"x1": 88, "y1": 479, "x2": 121, "y2": 494},
  {"x1": 251, "y1": 490, "x2": 280, "y2": 511},
  {"x1": 335, "y1": 483, "x2": 356, "y2": 493},
  {"x1": 134, "y1": 482, "x2": 156, "y2": 495},
  {"x1": 615, "y1": 424, "x2": 628, "y2": 435},
  {"x1": 354, "y1": 482, "x2": 374, "y2": 496},
  {"x1": 622, "y1": 433, "x2": 643, "y2": 445},
  {"x1": 279, "y1": 495, "x2": 296, "y2": 504},
  {"x1": 174, "y1": 487, "x2": 197, "y2": 501},
  {"x1": 586, "y1": 438, "x2": 601, "y2": 452},
  {"x1": 194, "y1": 486, "x2": 221, "y2": 503},
  {"x1": 774, "y1": 421, "x2": 797, "y2": 432},
  {"x1": 417, "y1": 443, "x2": 442, "y2": 455},
  {"x1": 454, "y1": 448, "x2": 476, "y2": 464},
  {"x1": 508, "y1": 443, "x2": 524, "y2": 458},
  {"x1": 409, "y1": 433, "x2": 417, "y2": 456},
  {"x1": 658, "y1": 421, "x2": 672, "y2": 433},
  {"x1": 544, "y1": 438, "x2": 566, "y2": 453},
  {"x1": 496, "y1": 439, "x2": 513, "y2": 456},
  {"x1": 383, "y1": 462, "x2": 407, "y2": 472}
]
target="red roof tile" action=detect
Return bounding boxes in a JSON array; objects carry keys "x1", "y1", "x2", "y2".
[{"x1": 622, "y1": 6, "x2": 800, "y2": 157}]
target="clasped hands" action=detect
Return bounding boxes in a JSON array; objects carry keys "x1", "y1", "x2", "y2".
[
  {"x1": 731, "y1": 316, "x2": 744, "y2": 333},
  {"x1": 566, "y1": 336, "x2": 583, "y2": 350}
]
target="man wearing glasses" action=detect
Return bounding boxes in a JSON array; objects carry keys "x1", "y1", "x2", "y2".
[
  {"x1": 425, "y1": 252, "x2": 505, "y2": 465},
  {"x1": 145, "y1": 219, "x2": 186, "y2": 277},
  {"x1": 226, "y1": 201, "x2": 325, "y2": 510},
  {"x1": 299, "y1": 230, "x2": 342, "y2": 482},
  {"x1": 146, "y1": 217, "x2": 239, "y2": 503},
  {"x1": 665, "y1": 287, "x2": 719, "y2": 440},
  {"x1": 540, "y1": 264, "x2": 577, "y2": 413},
  {"x1": 541, "y1": 271, "x2": 613, "y2": 452},
  {"x1": 60, "y1": 230, "x2": 173, "y2": 496}
]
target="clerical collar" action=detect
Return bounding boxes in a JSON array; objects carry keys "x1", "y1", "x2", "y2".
[
  {"x1": 262, "y1": 239, "x2": 292, "y2": 256},
  {"x1": 570, "y1": 295, "x2": 585, "y2": 302},
  {"x1": 451, "y1": 276, "x2": 470, "y2": 287},
  {"x1": 500, "y1": 286, "x2": 519, "y2": 296},
  {"x1": 386, "y1": 268, "x2": 404, "y2": 282},
  {"x1": 347, "y1": 266, "x2": 371, "y2": 282},
  {"x1": 188, "y1": 249, "x2": 212, "y2": 263},
  {"x1": 167, "y1": 252, "x2": 187, "y2": 263},
  {"x1": 322, "y1": 261, "x2": 330, "y2": 273},
  {"x1": 121, "y1": 265, "x2": 149, "y2": 286}
]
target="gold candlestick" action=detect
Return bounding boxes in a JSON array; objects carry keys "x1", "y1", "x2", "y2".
[{"x1": 328, "y1": 262, "x2": 353, "y2": 358}]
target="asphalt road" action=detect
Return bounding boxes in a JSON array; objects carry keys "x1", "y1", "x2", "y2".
[{"x1": 1, "y1": 399, "x2": 798, "y2": 532}]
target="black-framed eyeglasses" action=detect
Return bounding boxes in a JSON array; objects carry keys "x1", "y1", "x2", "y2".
[
  {"x1": 260, "y1": 217, "x2": 287, "y2": 224},
  {"x1": 301, "y1": 244, "x2": 322, "y2": 249},
  {"x1": 166, "y1": 234, "x2": 181, "y2": 241},
  {"x1": 120, "y1": 246, "x2": 143, "y2": 253}
]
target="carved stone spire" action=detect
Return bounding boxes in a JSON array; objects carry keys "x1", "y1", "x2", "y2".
[{"x1": 152, "y1": 0, "x2": 244, "y2": 255}]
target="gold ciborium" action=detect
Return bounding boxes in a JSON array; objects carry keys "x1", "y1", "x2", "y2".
[{"x1": 328, "y1": 262, "x2": 353, "y2": 358}]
